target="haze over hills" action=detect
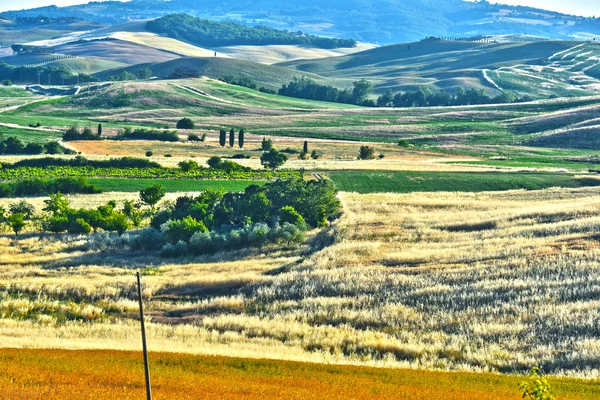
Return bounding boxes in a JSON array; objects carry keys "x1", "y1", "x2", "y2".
[{"x1": 1, "y1": 0, "x2": 599, "y2": 44}]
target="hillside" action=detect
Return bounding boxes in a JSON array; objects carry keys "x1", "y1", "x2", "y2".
[
  {"x1": 280, "y1": 39, "x2": 600, "y2": 96},
  {"x1": 1, "y1": 0, "x2": 599, "y2": 44},
  {"x1": 95, "y1": 57, "x2": 352, "y2": 90}
]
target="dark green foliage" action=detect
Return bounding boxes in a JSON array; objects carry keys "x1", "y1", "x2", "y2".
[
  {"x1": 188, "y1": 134, "x2": 201, "y2": 142},
  {"x1": 358, "y1": 146, "x2": 376, "y2": 160},
  {"x1": 117, "y1": 127, "x2": 179, "y2": 142},
  {"x1": 9, "y1": 200, "x2": 36, "y2": 220},
  {"x1": 207, "y1": 156, "x2": 250, "y2": 173},
  {"x1": 97, "y1": 124, "x2": 102, "y2": 136},
  {"x1": 261, "y1": 137, "x2": 273, "y2": 151},
  {"x1": 310, "y1": 150, "x2": 319, "y2": 160},
  {"x1": 139, "y1": 184, "x2": 166, "y2": 211},
  {"x1": 23, "y1": 143, "x2": 44, "y2": 155},
  {"x1": 278, "y1": 206, "x2": 305, "y2": 226},
  {"x1": 146, "y1": 151, "x2": 153, "y2": 157},
  {"x1": 136, "y1": 67, "x2": 153, "y2": 80},
  {"x1": 385, "y1": 87, "x2": 531, "y2": 108},
  {"x1": 303, "y1": 141, "x2": 308, "y2": 154},
  {"x1": 178, "y1": 160, "x2": 199, "y2": 172},
  {"x1": 239, "y1": 129, "x2": 245, "y2": 148},
  {"x1": 0, "y1": 177, "x2": 101, "y2": 198},
  {"x1": 146, "y1": 14, "x2": 356, "y2": 49},
  {"x1": 176, "y1": 118, "x2": 195, "y2": 130},
  {"x1": 5, "y1": 156, "x2": 161, "y2": 169},
  {"x1": 0, "y1": 61, "x2": 98, "y2": 85},
  {"x1": 229, "y1": 128, "x2": 235, "y2": 148},
  {"x1": 261, "y1": 148, "x2": 288, "y2": 170},
  {"x1": 8, "y1": 213, "x2": 26, "y2": 235},
  {"x1": 63, "y1": 126, "x2": 101, "y2": 141},
  {"x1": 279, "y1": 77, "x2": 373, "y2": 106},
  {"x1": 219, "y1": 130, "x2": 227, "y2": 147},
  {"x1": 44, "y1": 141, "x2": 63, "y2": 155}
]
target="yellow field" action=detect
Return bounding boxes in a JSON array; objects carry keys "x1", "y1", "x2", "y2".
[{"x1": 2, "y1": 187, "x2": 600, "y2": 378}]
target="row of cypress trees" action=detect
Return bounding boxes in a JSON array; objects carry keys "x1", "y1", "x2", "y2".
[{"x1": 219, "y1": 128, "x2": 245, "y2": 148}]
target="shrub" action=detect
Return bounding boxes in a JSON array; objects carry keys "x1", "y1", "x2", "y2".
[
  {"x1": 358, "y1": 146, "x2": 375, "y2": 160},
  {"x1": 131, "y1": 228, "x2": 167, "y2": 251},
  {"x1": 68, "y1": 218, "x2": 92, "y2": 235},
  {"x1": 139, "y1": 184, "x2": 166, "y2": 212},
  {"x1": 278, "y1": 206, "x2": 305, "y2": 226},
  {"x1": 519, "y1": 367, "x2": 555, "y2": 400},
  {"x1": 178, "y1": 160, "x2": 199, "y2": 172},
  {"x1": 160, "y1": 241, "x2": 188, "y2": 258},
  {"x1": 145, "y1": 151, "x2": 153, "y2": 157},
  {"x1": 177, "y1": 118, "x2": 195, "y2": 129},
  {"x1": 117, "y1": 127, "x2": 179, "y2": 142},
  {"x1": 161, "y1": 216, "x2": 208, "y2": 244},
  {"x1": 261, "y1": 148, "x2": 288, "y2": 170},
  {"x1": 261, "y1": 137, "x2": 273, "y2": 151},
  {"x1": 188, "y1": 134, "x2": 201, "y2": 142},
  {"x1": 8, "y1": 213, "x2": 26, "y2": 235}
]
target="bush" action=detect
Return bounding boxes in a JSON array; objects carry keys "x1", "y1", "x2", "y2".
[
  {"x1": 261, "y1": 148, "x2": 288, "y2": 170},
  {"x1": 261, "y1": 137, "x2": 273, "y2": 151},
  {"x1": 178, "y1": 160, "x2": 199, "y2": 172},
  {"x1": 117, "y1": 127, "x2": 179, "y2": 142},
  {"x1": 160, "y1": 241, "x2": 188, "y2": 258},
  {"x1": 278, "y1": 206, "x2": 305, "y2": 226},
  {"x1": 145, "y1": 151, "x2": 153, "y2": 157},
  {"x1": 177, "y1": 118, "x2": 195, "y2": 129},
  {"x1": 131, "y1": 228, "x2": 167, "y2": 251},
  {"x1": 358, "y1": 146, "x2": 375, "y2": 160},
  {"x1": 161, "y1": 216, "x2": 208, "y2": 243}
]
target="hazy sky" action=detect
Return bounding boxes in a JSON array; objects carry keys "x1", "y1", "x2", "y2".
[{"x1": 0, "y1": 0, "x2": 598, "y2": 17}]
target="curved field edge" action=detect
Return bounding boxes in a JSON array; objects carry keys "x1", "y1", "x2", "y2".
[{"x1": 0, "y1": 349, "x2": 597, "y2": 400}]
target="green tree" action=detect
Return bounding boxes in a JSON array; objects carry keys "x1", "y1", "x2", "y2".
[
  {"x1": 43, "y1": 193, "x2": 70, "y2": 215},
  {"x1": 303, "y1": 140, "x2": 308, "y2": 154},
  {"x1": 260, "y1": 148, "x2": 288, "y2": 170},
  {"x1": 44, "y1": 141, "x2": 62, "y2": 155},
  {"x1": 123, "y1": 200, "x2": 144, "y2": 227},
  {"x1": 136, "y1": 67, "x2": 153, "y2": 80},
  {"x1": 104, "y1": 212, "x2": 131, "y2": 236},
  {"x1": 9, "y1": 201, "x2": 35, "y2": 220},
  {"x1": 351, "y1": 79, "x2": 373, "y2": 104},
  {"x1": 278, "y1": 206, "x2": 305, "y2": 226},
  {"x1": 310, "y1": 150, "x2": 319, "y2": 160},
  {"x1": 177, "y1": 118, "x2": 195, "y2": 129},
  {"x1": 358, "y1": 145, "x2": 375, "y2": 160},
  {"x1": 178, "y1": 160, "x2": 199, "y2": 172},
  {"x1": 162, "y1": 216, "x2": 208, "y2": 243},
  {"x1": 519, "y1": 367, "x2": 555, "y2": 400},
  {"x1": 239, "y1": 129, "x2": 245, "y2": 148},
  {"x1": 219, "y1": 130, "x2": 227, "y2": 147},
  {"x1": 261, "y1": 137, "x2": 273, "y2": 151},
  {"x1": 377, "y1": 89, "x2": 393, "y2": 107},
  {"x1": 139, "y1": 184, "x2": 166, "y2": 212},
  {"x1": 229, "y1": 128, "x2": 235, "y2": 147},
  {"x1": 97, "y1": 123, "x2": 102, "y2": 136},
  {"x1": 207, "y1": 156, "x2": 222, "y2": 169},
  {"x1": 8, "y1": 213, "x2": 26, "y2": 236}
]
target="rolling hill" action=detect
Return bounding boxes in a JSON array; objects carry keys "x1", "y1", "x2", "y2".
[{"x1": 1, "y1": 0, "x2": 599, "y2": 45}]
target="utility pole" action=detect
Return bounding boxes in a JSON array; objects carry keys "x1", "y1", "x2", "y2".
[{"x1": 136, "y1": 272, "x2": 153, "y2": 400}]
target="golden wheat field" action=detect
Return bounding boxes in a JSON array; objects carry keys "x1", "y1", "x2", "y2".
[{"x1": 1, "y1": 187, "x2": 600, "y2": 379}]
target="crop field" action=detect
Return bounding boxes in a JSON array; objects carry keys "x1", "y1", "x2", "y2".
[
  {"x1": 327, "y1": 171, "x2": 600, "y2": 193},
  {"x1": 2, "y1": 187, "x2": 600, "y2": 379},
  {"x1": 87, "y1": 178, "x2": 263, "y2": 192},
  {"x1": 0, "y1": 349, "x2": 598, "y2": 400}
]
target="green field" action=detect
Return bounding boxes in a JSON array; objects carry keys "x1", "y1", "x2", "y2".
[
  {"x1": 88, "y1": 178, "x2": 263, "y2": 192},
  {"x1": 328, "y1": 171, "x2": 600, "y2": 193},
  {"x1": 0, "y1": 125, "x2": 62, "y2": 143}
]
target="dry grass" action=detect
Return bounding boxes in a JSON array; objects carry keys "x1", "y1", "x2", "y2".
[
  {"x1": 0, "y1": 349, "x2": 597, "y2": 400},
  {"x1": 1, "y1": 187, "x2": 600, "y2": 377}
]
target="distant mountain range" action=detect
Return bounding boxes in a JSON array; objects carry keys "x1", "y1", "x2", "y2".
[{"x1": 1, "y1": 0, "x2": 599, "y2": 44}]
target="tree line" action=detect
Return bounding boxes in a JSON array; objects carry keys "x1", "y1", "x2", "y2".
[
  {"x1": 0, "y1": 179, "x2": 342, "y2": 259},
  {"x1": 276, "y1": 76, "x2": 531, "y2": 107},
  {"x1": 0, "y1": 135, "x2": 70, "y2": 155},
  {"x1": 0, "y1": 61, "x2": 97, "y2": 85},
  {"x1": 146, "y1": 14, "x2": 357, "y2": 49}
]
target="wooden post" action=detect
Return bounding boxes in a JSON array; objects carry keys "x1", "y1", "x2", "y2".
[{"x1": 136, "y1": 272, "x2": 153, "y2": 400}]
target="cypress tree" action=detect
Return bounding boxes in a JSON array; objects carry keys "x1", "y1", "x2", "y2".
[
  {"x1": 229, "y1": 128, "x2": 235, "y2": 147},
  {"x1": 219, "y1": 130, "x2": 226, "y2": 147},
  {"x1": 303, "y1": 140, "x2": 308, "y2": 154},
  {"x1": 97, "y1": 123, "x2": 102, "y2": 136},
  {"x1": 239, "y1": 129, "x2": 245, "y2": 148}
]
